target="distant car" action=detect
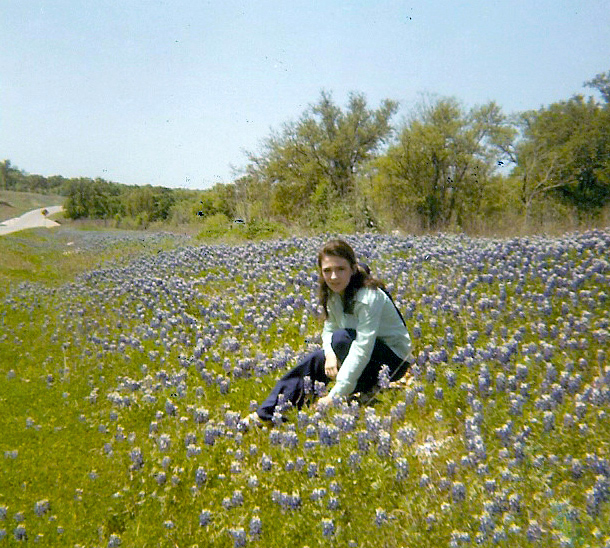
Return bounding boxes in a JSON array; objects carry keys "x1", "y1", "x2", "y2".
[{"x1": 233, "y1": 218, "x2": 246, "y2": 225}]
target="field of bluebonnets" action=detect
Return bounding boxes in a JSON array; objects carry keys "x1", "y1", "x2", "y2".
[{"x1": 1, "y1": 227, "x2": 610, "y2": 547}]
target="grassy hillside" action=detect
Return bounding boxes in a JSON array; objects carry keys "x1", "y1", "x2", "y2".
[
  {"x1": 0, "y1": 190, "x2": 64, "y2": 222},
  {"x1": 1, "y1": 228, "x2": 609, "y2": 547}
]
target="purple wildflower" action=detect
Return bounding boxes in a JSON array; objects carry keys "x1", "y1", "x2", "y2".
[{"x1": 321, "y1": 518, "x2": 335, "y2": 537}]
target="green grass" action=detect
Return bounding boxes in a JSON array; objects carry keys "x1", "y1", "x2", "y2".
[
  {"x1": 1, "y1": 227, "x2": 609, "y2": 547},
  {"x1": 0, "y1": 190, "x2": 64, "y2": 222}
]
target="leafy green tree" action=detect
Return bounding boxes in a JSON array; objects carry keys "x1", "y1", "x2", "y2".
[
  {"x1": 585, "y1": 69, "x2": 610, "y2": 104},
  {"x1": 372, "y1": 96, "x2": 515, "y2": 230},
  {"x1": 514, "y1": 90, "x2": 610, "y2": 222},
  {"x1": 245, "y1": 91, "x2": 398, "y2": 225},
  {"x1": 0, "y1": 160, "x2": 9, "y2": 190},
  {"x1": 65, "y1": 179, "x2": 111, "y2": 219}
]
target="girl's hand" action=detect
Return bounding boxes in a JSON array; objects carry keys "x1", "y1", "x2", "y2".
[
  {"x1": 324, "y1": 353, "x2": 339, "y2": 379},
  {"x1": 317, "y1": 395, "x2": 334, "y2": 410}
]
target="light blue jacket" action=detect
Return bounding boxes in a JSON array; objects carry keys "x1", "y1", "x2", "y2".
[{"x1": 322, "y1": 287, "x2": 412, "y2": 397}]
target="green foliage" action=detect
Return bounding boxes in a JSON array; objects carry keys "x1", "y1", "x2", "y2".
[
  {"x1": 514, "y1": 91, "x2": 610, "y2": 222},
  {"x1": 242, "y1": 218, "x2": 289, "y2": 240},
  {"x1": 245, "y1": 90, "x2": 398, "y2": 225},
  {"x1": 371, "y1": 97, "x2": 515, "y2": 231},
  {"x1": 4, "y1": 71, "x2": 610, "y2": 235},
  {"x1": 196, "y1": 212, "x2": 231, "y2": 239}
]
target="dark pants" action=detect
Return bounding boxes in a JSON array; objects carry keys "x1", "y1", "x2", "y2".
[{"x1": 257, "y1": 329, "x2": 410, "y2": 421}]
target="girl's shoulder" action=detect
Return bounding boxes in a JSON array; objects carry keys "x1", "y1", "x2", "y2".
[{"x1": 354, "y1": 286, "x2": 386, "y2": 305}]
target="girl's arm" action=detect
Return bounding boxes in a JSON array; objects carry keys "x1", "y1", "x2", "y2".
[
  {"x1": 328, "y1": 292, "x2": 384, "y2": 397},
  {"x1": 321, "y1": 298, "x2": 339, "y2": 358}
]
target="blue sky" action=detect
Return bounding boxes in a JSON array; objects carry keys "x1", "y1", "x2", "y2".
[{"x1": 1, "y1": 0, "x2": 609, "y2": 189}]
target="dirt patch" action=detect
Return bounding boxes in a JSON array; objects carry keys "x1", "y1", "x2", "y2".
[{"x1": 0, "y1": 201, "x2": 13, "y2": 207}]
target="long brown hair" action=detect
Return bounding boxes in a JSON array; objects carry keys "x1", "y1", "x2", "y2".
[{"x1": 317, "y1": 239, "x2": 385, "y2": 319}]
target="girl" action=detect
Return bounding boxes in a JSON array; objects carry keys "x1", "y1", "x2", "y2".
[{"x1": 248, "y1": 238, "x2": 413, "y2": 424}]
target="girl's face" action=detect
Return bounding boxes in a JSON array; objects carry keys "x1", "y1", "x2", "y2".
[{"x1": 320, "y1": 255, "x2": 355, "y2": 295}]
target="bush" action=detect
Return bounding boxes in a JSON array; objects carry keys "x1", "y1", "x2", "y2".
[
  {"x1": 196, "y1": 213, "x2": 230, "y2": 239},
  {"x1": 243, "y1": 219, "x2": 289, "y2": 240}
]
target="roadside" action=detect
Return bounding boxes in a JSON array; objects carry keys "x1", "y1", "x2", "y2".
[{"x1": 0, "y1": 205, "x2": 64, "y2": 236}]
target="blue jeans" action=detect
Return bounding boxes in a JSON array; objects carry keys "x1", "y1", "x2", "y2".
[{"x1": 257, "y1": 329, "x2": 410, "y2": 421}]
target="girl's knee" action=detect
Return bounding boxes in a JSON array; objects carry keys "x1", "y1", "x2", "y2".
[{"x1": 331, "y1": 329, "x2": 355, "y2": 361}]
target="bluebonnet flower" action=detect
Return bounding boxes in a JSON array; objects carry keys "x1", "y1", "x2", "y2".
[
  {"x1": 155, "y1": 471, "x2": 167, "y2": 485},
  {"x1": 526, "y1": 520, "x2": 542, "y2": 542},
  {"x1": 357, "y1": 431, "x2": 370, "y2": 452},
  {"x1": 543, "y1": 411, "x2": 555, "y2": 432},
  {"x1": 195, "y1": 466, "x2": 207, "y2": 485},
  {"x1": 34, "y1": 500, "x2": 50, "y2": 517},
  {"x1": 508, "y1": 493, "x2": 522, "y2": 513},
  {"x1": 378, "y1": 365, "x2": 391, "y2": 389},
  {"x1": 377, "y1": 431, "x2": 391, "y2": 457},
  {"x1": 228, "y1": 527, "x2": 246, "y2": 547},
  {"x1": 327, "y1": 497, "x2": 340, "y2": 510},
  {"x1": 446, "y1": 460, "x2": 458, "y2": 477},
  {"x1": 260, "y1": 454, "x2": 273, "y2": 471},
  {"x1": 321, "y1": 518, "x2": 335, "y2": 537},
  {"x1": 319, "y1": 423, "x2": 340, "y2": 446},
  {"x1": 445, "y1": 369, "x2": 457, "y2": 388},
  {"x1": 348, "y1": 451, "x2": 361, "y2": 470},
  {"x1": 108, "y1": 533, "x2": 122, "y2": 546},
  {"x1": 375, "y1": 508, "x2": 389, "y2": 527},
  {"x1": 303, "y1": 375, "x2": 313, "y2": 395},
  {"x1": 186, "y1": 444, "x2": 201, "y2": 458},
  {"x1": 452, "y1": 482, "x2": 466, "y2": 503},
  {"x1": 307, "y1": 462, "x2": 318, "y2": 478},
  {"x1": 450, "y1": 530, "x2": 470, "y2": 544},
  {"x1": 419, "y1": 473, "x2": 431, "y2": 487},
  {"x1": 389, "y1": 402, "x2": 406, "y2": 422},
  {"x1": 310, "y1": 488, "x2": 327, "y2": 501},
  {"x1": 314, "y1": 381, "x2": 327, "y2": 397},
  {"x1": 269, "y1": 430, "x2": 282, "y2": 445},
  {"x1": 231, "y1": 490, "x2": 244, "y2": 506},
  {"x1": 249, "y1": 516, "x2": 262, "y2": 536},
  {"x1": 130, "y1": 447, "x2": 144, "y2": 470},
  {"x1": 282, "y1": 431, "x2": 299, "y2": 449},
  {"x1": 13, "y1": 524, "x2": 27, "y2": 541},
  {"x1": 508, "y1": 524, "x2": 521, "y2": 535}
]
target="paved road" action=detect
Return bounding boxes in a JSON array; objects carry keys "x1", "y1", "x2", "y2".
[{"x1": 0, "y1": 206, "x2": 64, "y2": 236}]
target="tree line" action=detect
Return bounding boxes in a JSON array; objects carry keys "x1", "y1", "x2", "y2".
[
  {"x1": 0, "y1": 163, "x2": 237, "y2": 228},
  {"x1": 242, "y1": 70, "x2": 610, "y2": 233},
  {"x1": 2, "y1": 69, "x2": 609, "y2": 234}
]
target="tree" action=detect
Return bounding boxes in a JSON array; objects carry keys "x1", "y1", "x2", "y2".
[
  {"x1": 0, "y1": 160, "x2": 10, "y2": 190},
  {"x1": 245, "y1": 91, "x2": 398, "y2": 225},
  {"x1": 514, "y1": 91, "x2": 610, "y2": 222},
  {"x1": 585, "y1": 69, "x2": 610, "y2": 104},
  {"x1": 371, "y1": 96, "x2": 515, "y2": 230},
  {"x1": 65, "y1": 179, "x2": 111, "y2": 219}
]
